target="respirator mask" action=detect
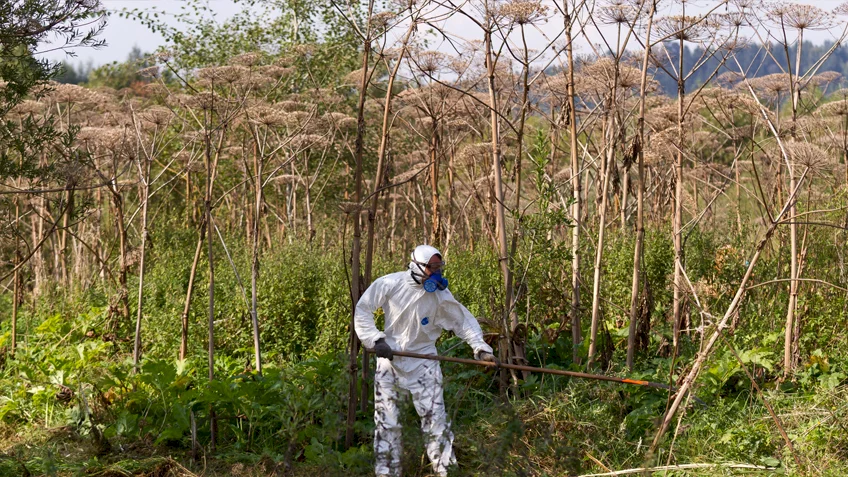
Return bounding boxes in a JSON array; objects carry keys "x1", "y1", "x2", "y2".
[{"x1": 409, "y1": 245, "x2": 449, "y2": 292}]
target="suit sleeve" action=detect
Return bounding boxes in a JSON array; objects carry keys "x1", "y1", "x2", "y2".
[
  {"x1": 354, "y1": 277, "x2": 388, "y2": 349},
  {"x1": 440, "y1": 293, "x2": 493, "y2": 356}
]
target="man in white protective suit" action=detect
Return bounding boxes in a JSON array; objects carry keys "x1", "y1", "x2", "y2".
[{"x1": 355, "y1": 244, "x2": 499, "y2": 477}]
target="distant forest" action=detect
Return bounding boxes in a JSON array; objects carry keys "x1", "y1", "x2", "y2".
[
  {"x1": 57, "y1": 41, "x2": 848, "y2": 97},
  {"x1": 655, "y1": 40, "x2": 848, "y2": 95}
]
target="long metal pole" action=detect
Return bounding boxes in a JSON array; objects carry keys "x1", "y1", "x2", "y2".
[{"x1": 369, "y1": 349, "x2": 695, "y2": 396}]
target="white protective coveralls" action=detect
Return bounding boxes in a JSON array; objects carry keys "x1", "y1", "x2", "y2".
[{"x1": 355, "y1": 245, "x2": 493, "y2": 477}]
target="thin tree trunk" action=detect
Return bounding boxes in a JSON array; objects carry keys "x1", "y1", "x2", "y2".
[
  {"x1": 390, "y1": 195, "x2": 398, "y2": 257},
  {"x1": 132, "y1": 155, "x2": 152, "y2": 371},
  {"x1": 505, "y1": 25, "x2": 532, "y2": 371},
  {"x1": 251, "y1": 140, "x2": 263, "y2": 374},
  {"x1": 783, "y1": 29, "x2": 804, "y2": 378},
  {"x1": 180, "y1": 220, "x2": 206, "y2": 361},
  {"x1": 446, "y1": 141, "x2": 456, "y2": 248},
  {"x1": 430, "y1": 121, "x2": 441, "y2": 246},
  {"x1": 627, "y1": 0, "x2": 656, "y2": 371},
  {"x1": 12, "y1": 196, "x2": 21, "y2": 357},
  {"x1": 735, "y1": 156, "x2": 742, "y2": 235},
  {"x1": 346, "y1": 5, "x2": 374, "y2": 447},
  {"x1": 305, "y1": 177, "x2": 314, "y2": 244},
  {"x1": 112, "y1": 187, "x2": 131, "y2": 323},
  {"x1": 485, "y1": 27, "x2": 515, "y2": 382},
  {"x1": 205, "y1": 125, "x2": 216, "y2": 451},
  {"x1": 588, "y1": 139, "x2": 615, "y2": 367},
  {"x1": 291, "y1": 162, "x2": 298, "y2": 239},
  {"x1": 361, "y1": 25, "x2": 414, "y2": 414},
  {"x1": 620, "y1": 165, "x2": 630, "y2": 227},
  {"x1": 60, "y1": 188, "x2": 73, "y2": 285},
  {"x1": 672, "y1": 34, "x2": 685, "y2": 353},
  {"x1": 565, "y1": 3, "x2": 583, "y2": 364},
  {"x1": 32, "y1": 194, "x2": 45, "y2": 296}
]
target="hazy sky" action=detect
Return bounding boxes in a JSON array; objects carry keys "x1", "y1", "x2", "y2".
[
  {"x1": 40, "y1": 0, "x2": 846, "y2": 69},
  {"x1": 41, "y1": 0, "x2": 245, "y2": 66}
]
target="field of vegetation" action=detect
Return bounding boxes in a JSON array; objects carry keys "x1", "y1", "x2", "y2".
[{"x1": 2, "y1": 0, "x2": 848, "y2": 475}]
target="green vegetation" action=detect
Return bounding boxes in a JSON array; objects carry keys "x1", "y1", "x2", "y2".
[
  {"x1": 1, "y1": 228, "x2": 847, "y2": 475},
  {"x1": 2, "y1": 0, "x2": 848, "y2": 475}
]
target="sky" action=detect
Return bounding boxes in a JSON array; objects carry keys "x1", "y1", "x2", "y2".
[
  {"x1": 39, "y1": 0, "x2": 848, "y2": 70},
  {"x1": 41, "y1": 0, "x2": 246, "y2": 66}
]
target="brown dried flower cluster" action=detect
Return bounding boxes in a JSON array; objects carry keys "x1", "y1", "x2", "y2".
[
  {"x1": 77, "y1": 126, "x2": 130, "y2": 152},
  {"x1": 370, "y1": 11, "x2": 398, "y2": 32},
  {"x1": 47, "y1": 83, "x2": 110, "y2": 105},
  {"x1": 598, "y1": 1, "x2": 640, "y2": 25},
  {"x1": 698, "y1": 88, "x2": 763, "y2": 117},
  {"x1": 819, "y1": 99, "x2": 848, "y2": 117},
  {"x1": 393, "y1": 163, "x2": 429, "y2": 183},
  {"x1": 412, "y1": 51, "x2": 449, "y2": 76},
  {"x1": 766, "y1": 3, "x2": 835, "y2": 30},
  {"x1": 138, "y1": 106, "x2": 173, "y2": 128},
  {"x1": 578, "y1": 58, "x2": 652, "y2": 96},
  {"x1": 716, "y1": 71, "x2": 743, "y2": 87},
  {"x1": 137, "y1": 66, "x2": 160, "y2": 79},
  {"x1": 322, "y1": 112, "x2": 357, "y2": 131},
  {"x1": 746, "y1": 73, "x2": 791, "y2": 100},
  {"x1": 497, "y1": 0, "x2": 549, "y2": 25},
  {"x1": 655, "y1": 15, "x2": 709, "y2": 42},
  {"x1": 228, "y1": 52, "x2": 263, "y2": 67},
  {"x1": 782, "y1": 141, "x2": 833, "y2": 171},
  {"x1": 282, "y1": 111, "x2": 313, "y2": 131},
  {"x1": 456, "y1": 142, "x2": 491, "y2": 167},
  {"x1": 10, "y1": 100, "x2": 44, "y2": 116},
  {"x1": 343, "y1": 68, "x2": 366, "y2": 87},
  {"x1": 195, "y1": 66, "x2": 250, "y2": 85},
  {"x1": 810, "y1": 71, "x2": 842, "y2": 87},
  {"x1": 257, "y1": 65, "x2": 294, "y2": 80},
  {"x1": 643, "y1": 129, "x2": 679, "y2": 165},
  {"x1": 245, "y1": 105, "x2": 289, "y2": 127}
]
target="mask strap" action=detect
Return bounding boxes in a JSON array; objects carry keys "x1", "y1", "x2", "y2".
[{"x1": 410, "y1": 260, "x2": 427, "y2": 284}]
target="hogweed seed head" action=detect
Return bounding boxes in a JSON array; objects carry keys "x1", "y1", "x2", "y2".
[
  {"x1": 393, "y1": 163, "x2": 428, "y2": 183},
  {"x1": 278, "y1": 100, "x2": 309, "y2": 112},
  {"x1": 819, "y1": 99, "x2": 848, "y2": 117},
  {"x1": 598, "y1": 1, "x2": 636, "y2": 25},
  {"x1": 766, "y1": 3, "x2": 835, "y2": 30},
  {"x1": 195, "y1": 66, "x2": 250, "y2": 85},
  {"x1": 731, "y1": 0, "x2": 762, "y2": 10},
  {"x1": 412, "y1": 50, "x2": 448, "y2": 76},
  {"x1": 811, "y1": 71, "x2": 842, "y2": 86},
  {"x1": 245, "y1": 105, "x2": 287, "y2": 127},
  {"x1": 343, "y1": 68, "x2": 366, "y2": 86},
  {"x1": 497, "y1": 0, "x2": 549, "y2": 25},
  {"x1": 716, "y1": 71, "x2": 743, "y2": 87},
  {"x1": 782, "y1": 140, "x2": 833, "y2": 172},
  {"x1": 228, "y1": 52, "x2": 262, "y2": 67},
  {"x1": 747, "y1": 73, "x2": 791, "y2": 98},
  {"x1": 655, "y1": 15, "x2": 709, "y2": 42},
  {"x1": 138, "y1": 106, "x2": 173, "y2": 128},
  {"x1": 370, "y1": 11, "x2": 398, "y2": 32},
  {"x1": 137, "y1": 66, "x2": 160, "y2": 79},
  {"x1": 322, "y1": 112, "x2": 357, "y2": 131}
]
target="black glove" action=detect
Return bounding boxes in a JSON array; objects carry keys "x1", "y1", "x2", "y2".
[
  {"x1": 475, "y1": 350, "x2": 500, "y2": 369},
  {"x1": 374, "y1": 338, "x2": 393, "y2": 361}
]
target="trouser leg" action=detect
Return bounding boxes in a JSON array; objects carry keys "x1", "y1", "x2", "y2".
[
  {"x1": 374, "y1": 358, "x2": 402, "y2": 477},
  {"x1": 409, "y1": 362, "x2": 455, "y2": 477}
]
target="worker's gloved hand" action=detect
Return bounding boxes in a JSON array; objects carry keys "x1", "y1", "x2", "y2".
[
  {"x1": 475, "y1": 350, "x2": 500, "y2": 369},
  {"x1": 373, "y1": 338, "x2": 393, "y2": 361}
]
